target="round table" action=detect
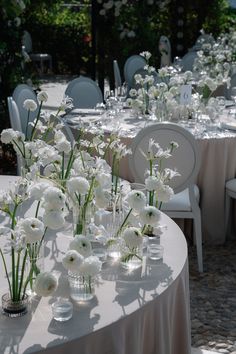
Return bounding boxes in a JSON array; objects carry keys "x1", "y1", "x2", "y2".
[
  {"x1": 67, "y1": 108, "x2": 236, "y2": 244},
  {"x1": 0, "y1": 202, "x2": 190, "y2": 354}
]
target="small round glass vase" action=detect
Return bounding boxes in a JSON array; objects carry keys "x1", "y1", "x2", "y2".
[
  {"x1": 120, "y1": 245, "x2": 143, "y2": 270},
  {"x1": 2, "y1": 293, "x2": 29, "y2": 318},
  {"x1": 68, "y1": 272, "x2": 95, "y2": 302}
]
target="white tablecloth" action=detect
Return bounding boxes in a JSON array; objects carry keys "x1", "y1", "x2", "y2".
[
  {"x1": 67, "y1": 108, "x2": 236, "y2": 244},
  {"x1": 0, "y1": 204, "x2": 190, "y2": 354}
]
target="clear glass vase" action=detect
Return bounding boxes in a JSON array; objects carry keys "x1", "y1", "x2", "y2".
[
  {"x1": 26, "y1": 241, "x2": 44, "y2": 296},
  {"x1": 68, "y1": 272, "x2": 95, "y2": 302},
  {"x1": 72, "y1": 203, "x2": 92, "y2": 236},
  {"x1": 2, "y1": 293, "x2": 29, "y2": 318},
  {"x1": 120, "y1": 244, "x2": 143, "y2": 270}
]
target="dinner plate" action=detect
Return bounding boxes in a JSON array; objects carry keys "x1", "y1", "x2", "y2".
[{"x1": 69, "y1": 108, "x2": 103, "y2": 116}]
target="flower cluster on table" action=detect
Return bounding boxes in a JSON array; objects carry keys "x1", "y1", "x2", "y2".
[
  {"x1": 126, "y1": 30, "x2": 236, "y2": 122},
  {"x1": 0, "y1": 92, "x2": 179, "y2": 312}
]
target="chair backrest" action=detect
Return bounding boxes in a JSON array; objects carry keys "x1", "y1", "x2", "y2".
[
  {"x1": 113, "y1": 60, "x2": 122, "y2": 89},
  {"x1": 123, "y1": 55, "x2": 146, "y2": 89},
  {"x1": 7, "y1": 97, "x2": 22, "y2": 132},
  {"x1": 180, "y1": 51, "x2": 198, "y2": 72},
  {"x1": 12, "y1": 84, "x2": 39, "y2": 137},
  {"x1": 65, "y1": 76, "x2": 103, "y2": 109},
  {"x1": 131, "y1": 67, "x2": 159, "y2": 90},
  {"x1": 22, "y1": 30, "x2": 33, "y2": 53},
  {"x1": 128, "y1": 123, "x2": 201, "y2": 194},
  {"x1": 159, "y1": 35, "x2": 172, "y2": 67}
]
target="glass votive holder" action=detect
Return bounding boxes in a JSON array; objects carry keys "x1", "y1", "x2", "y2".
[
  {"x1": 147, "y1": 244, "x2": 164, "y2": 261},
  {"x1": 92, "y1": 247, "x2": 107, "y2": 262},
  {"x1": 51, "y1": 298, "x2": 73, "y2": 322}
]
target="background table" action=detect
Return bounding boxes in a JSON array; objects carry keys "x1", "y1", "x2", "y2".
[
  {"x1": 0, "y1": 206, "x2": 190, "y2": 354},
  {"x1": 67, "y1": 109, "x2": 236, "y2": 244}
]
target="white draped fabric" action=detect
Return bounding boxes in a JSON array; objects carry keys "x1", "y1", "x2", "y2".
[{"x1": 0, "y1": 210, "x2": 190, "y2": 354}]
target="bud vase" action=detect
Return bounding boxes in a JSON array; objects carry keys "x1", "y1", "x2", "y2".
[
  {"x1": 26, "y1": 241, "x2": 44, "y2": 296},
  {"x1": 2, "y1": 293, "x2": 29, "y2": 318},
  {"x1": 68, "y1": 272, "x2": 95, "y2": 302}
]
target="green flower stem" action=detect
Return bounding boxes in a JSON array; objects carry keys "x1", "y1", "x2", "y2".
[
  {"x1": 11, "y1": 203, "x2": 18, "y2": 300},
  {"x1": 111, "y1": 153, "x2": 117, "y2": 194},
  {"x1": 12, "y1": 139, "x2": 25, "y2": 157},
  {"x1": 61, "y1": 151, "x2": 65, "y2": 179},
  {"x1": 0, "y1": 248, "x2": 12, "y2": 299},
  {"x1": 18, "y1": 248, "x2": 28, "y2": 300},
  {"x1": 30, "y1": 101, "x2": 43, "y2": 141},
  {"x1": 116, "y1": 208, "x2": 133, "y2": 237},
  {"x1": 64, "y1": 150, "x2": 75, "y2": 180},
  {"x1": 35, "y1": 200, "x2": 41, "y2": 218}
]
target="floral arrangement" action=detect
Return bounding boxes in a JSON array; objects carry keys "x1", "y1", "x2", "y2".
[{"x1": 0, "y1": 90, "x2": 179, "y2": 310}]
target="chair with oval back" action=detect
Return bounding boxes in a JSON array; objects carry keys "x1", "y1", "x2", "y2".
[
  {"x1": 7, "y1": 96, "x2": 24, "y2": 175},
  {"x1": 131, "y1": 67, "x2": 159, "y2": 90},
  {"x1": 12, "y1": 84, "x2": 39, "y2": 139},
  {"x1": 113, "y1": 60, "x2": 122, "y2": 89},
  {"x1": 180, "y1": 51, "x2": 198, "y2": 72},
  {"x1": 123, "y1": 55, "x2": 146, "y2": 90},
  {"x1": 128, "y1": 122, "x2": 203, "y2": 272},
  {"x1": 65, "y1": 76, "x2": 103, "y2": 109},
  {"x1": 22, "y1": 31, "x2": 52, "y2": 74}
]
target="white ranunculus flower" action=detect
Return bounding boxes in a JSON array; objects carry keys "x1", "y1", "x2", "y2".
[
  {"x1": 34, "y1": 272, "x2": 58, "y2": 297},
  {"x1": 62, "y1": 250, "x2": 84, "y2": 273},
  {"x1": 43, "y1": 210, "x2": 65, "y2": 230},
  {"x1": 1, "y1": 129, "x2": 18, "y2": 144},
  {"x1": 156, "y1": 184, "x2": 174, "y2": 203},
  {"x1": 23, "y1": 99, "x2": 37, "y2": 112},
  {"x1": 66, "y1": 177, "x2": 90, "y2": 195},
  {"x1": 55, "y1": 139, "x2": 71, "y2": 154},
  {"x1": 43, "y1": 187, "x2": 66, "y2": 210},
  {"x1": 145, "y1": 176, "x2": 162, "y2": 191},
  {"x1": 79, "y1": 256, "x2": 102, "y2": 277},
  {"x1": 17, "y1": 217, "x2": 44, "y2": 244},
  {"x1": 140, "y1": 206, "x2": 161, "y2": 226},
  {"x1": 122, "y1": 227, "x2": 143, "y2": 249},
  {"x1": 37, "y1": 91, "x2": 48, "y2": 103},
  {"x1": 28, "y1": 181, "x2": 52, "y2": 200},
  {"x1": 69, "y1": 235, "x2": 92, "y2": 258},
  {"x1": 126, "y1": 190, "x2": 146, "y2": 211}
]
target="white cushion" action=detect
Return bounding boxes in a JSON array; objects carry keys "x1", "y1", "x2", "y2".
[{"x1": 161, "y1": 185, "x2": 200, "y2": 212}]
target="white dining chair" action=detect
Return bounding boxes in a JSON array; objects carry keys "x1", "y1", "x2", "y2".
[
  {"x1": 113, "y1": 60, "x2": 122, "y2": 89},
  {"x1": 180, "y1": 51, "x2": 198, "y2": 72},
  {"x1": 131, "y1": 67, "x2": 159, "y2": 90},
  {"x1": 123, "y1": 54, "x2": 146, "y2": 89},
  {"x1": 128, "y1": 122, "x2": 203, "y2": 272},
  {"x1": 225, "y1": 179, "x2": 236, "y2": 238},
  {"x1": 12, "y1": 84, "x2": 39, "y2": 139},
  {"x1": 65, "y1": 76, "x2": 103, "y2": 109},
  {"x1": 158, "y1": 35, "x2": 172, "y2": 67},
  {"x1": 7, "y1": 97, "x2": 25, "y2": 175},
  {"x1": 22, "y1": 30, "x2": 52, "y2": 74}
]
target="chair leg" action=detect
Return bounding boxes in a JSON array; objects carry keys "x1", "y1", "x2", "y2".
[
  {"x1": 193, "y1": 212, "x2": 203, "y2": 273},
  {"x1": 225, "y1": 192, "x2": 231, "y2": 239}
]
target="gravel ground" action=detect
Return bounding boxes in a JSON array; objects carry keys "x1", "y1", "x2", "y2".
[{"x1": 189, "y1": 240, "x2": 236, "y2": 353}]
